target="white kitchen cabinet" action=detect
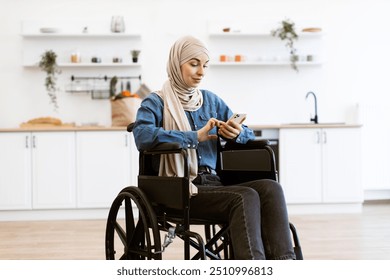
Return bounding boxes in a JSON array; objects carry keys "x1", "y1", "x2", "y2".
[
  {"x1": 0, "y1": 133, "x2": 32, "y2": 210},
  {"x1": 31, "y1": 132, "x2": 76, "y2": 209},
  {"x1": 279, "y1": 129, "x2": 322, "y2": 203},
  {"x1": 0, "y1": 132, "x2": 76, "y2": 210},
  {"x1": 0, "y1": 129, "x2": 138, "y2": 220},
  {"x1": 76, "y1": 131, "x2": 137, "y2": 208},
  {"x1": 279, "y1": 127, "x2": 362, "y2": 204}
]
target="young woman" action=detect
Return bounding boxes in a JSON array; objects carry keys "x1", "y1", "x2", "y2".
[{"x1": 133, "y1": 36, "x2": 295, "y2": 260}]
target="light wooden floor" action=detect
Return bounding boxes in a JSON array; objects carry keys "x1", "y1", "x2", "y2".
[{"x1": 0, "y1": 202, "x2": 389, "y2": 260}]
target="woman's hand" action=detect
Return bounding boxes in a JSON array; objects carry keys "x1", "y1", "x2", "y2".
[
  {"x1": 197, "y1": 118, "x2": 219, "y2": 142},
  {"x1": 217, "y1": 119, "x2": 243, "y2": 140}
]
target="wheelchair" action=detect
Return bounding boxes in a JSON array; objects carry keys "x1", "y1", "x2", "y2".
[{"x1": 105, "y1": 124, "x2": 303, "y2": 260}]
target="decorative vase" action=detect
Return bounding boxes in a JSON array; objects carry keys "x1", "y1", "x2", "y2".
[{"x1": 111, "y1": 16, "x2": 125, "y2": 33}]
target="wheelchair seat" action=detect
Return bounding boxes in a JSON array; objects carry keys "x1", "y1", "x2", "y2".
[{"x1": 105, "y1": 123, "x2": 303, "y2": 260}]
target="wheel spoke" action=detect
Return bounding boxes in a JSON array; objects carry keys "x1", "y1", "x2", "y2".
[
  {"x1": 114, "y1": 221, "x2": 127, "y2": 247},
  {"x1": 124, "y1": 197, "x2": 136, "y2": 252},
  {"x1": 124, "y1": 196, "x2": 136, "y2": 232}
]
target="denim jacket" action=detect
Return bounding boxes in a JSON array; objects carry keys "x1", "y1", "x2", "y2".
[{"x1": 132, "y1": 89, "x2": 255, "y2": 170}]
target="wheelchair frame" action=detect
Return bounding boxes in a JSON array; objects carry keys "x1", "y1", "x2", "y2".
[{"x1": 105, "y1": 125, "x2": 303, "y2": 260}]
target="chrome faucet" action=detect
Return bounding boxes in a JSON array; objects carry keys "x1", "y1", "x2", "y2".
[{"x1": 305, "y1": 91, "x2": 318, "y2": 124}]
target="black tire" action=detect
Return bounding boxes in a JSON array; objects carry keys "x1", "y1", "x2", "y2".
[{"x1": 105, "y1": 186, "x2": 162, "y2": 260}]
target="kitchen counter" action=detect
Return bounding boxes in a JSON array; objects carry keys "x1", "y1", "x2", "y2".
[
  {"x1": 0, "y1": 126, "x2": 128, "y2": 132},
  {"x1": 0, "y1": 123, "x2": 362, "y2": 132},
  {"x1": 249, "y1": 123, "x2": 362, "y2": 130}
]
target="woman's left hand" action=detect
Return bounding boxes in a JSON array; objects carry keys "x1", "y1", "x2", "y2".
[{"x1": 217, "y1": 119, "x2": 243, "y2": 140}]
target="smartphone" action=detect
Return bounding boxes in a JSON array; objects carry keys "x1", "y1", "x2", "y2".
[{"x1": 228, "y1": 113, "x2": 247, "y2": 124}]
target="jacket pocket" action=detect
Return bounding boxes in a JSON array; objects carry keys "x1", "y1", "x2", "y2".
[{"x1": 199, "y1": 111, "x2": 218, "y2": 133}]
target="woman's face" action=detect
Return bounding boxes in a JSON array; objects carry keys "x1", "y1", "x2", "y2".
[{"x1": 180, "y1": 53, "x2": 209, "y2": 88}]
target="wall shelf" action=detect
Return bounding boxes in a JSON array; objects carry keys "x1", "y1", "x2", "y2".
[
  {"x1": 209, "y1": 31, "x2": 324, "y2": 38},
  {"x1": 20, "y1": 19, "x2": 143, "y2": 103},
  {"x1": 208, "y1": 20, "x2": 325, "y2": 69},
  {"x1": 23, "y1": 62, "x2": 142, "y2": 68},
  {"x1": 22, "y1": 33, "x2": 141, "y2": 38},
  {"x1": 21, "y1": 20, "x2": 142, "y2": 70},
  {"x1": 210, "y1": 61, "x2": 323, "y2": 66}
]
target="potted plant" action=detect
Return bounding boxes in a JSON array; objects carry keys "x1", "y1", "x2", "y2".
[
  {"x1": 38, "y1": 50, "x2": 61, "y2": 110},
  {"x1": 271, "y1": 19, "x2": 299, "y2": 72},
  {"x1": 130, "y1": 50, "x2": 141, "y2": 63}
]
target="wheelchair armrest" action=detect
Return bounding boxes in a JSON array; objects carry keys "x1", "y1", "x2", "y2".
[
  {"x1": 143, "y1": 142, "x2": 184, "y2": 155},
  {"x1": 222, "y1": 139, "x2": 270, "y2": 150}
]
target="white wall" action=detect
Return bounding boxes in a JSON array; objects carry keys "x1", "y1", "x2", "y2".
[{"x1": 1, "y1": 0, "x2": 389, "y2": 191}]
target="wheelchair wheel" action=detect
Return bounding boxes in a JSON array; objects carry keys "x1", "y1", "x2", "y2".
[{"x1": 105, "y1": 186, "x2": 162, "y2": 260}]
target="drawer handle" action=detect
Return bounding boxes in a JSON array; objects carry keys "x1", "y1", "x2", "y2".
[{"x1": 125, "y1": 135, "x2": 128, "y2": 147}]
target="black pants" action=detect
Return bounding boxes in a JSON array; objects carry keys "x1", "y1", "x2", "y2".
[{"x1": 191, "y1": 174, "x2": 295, "y2": 260}]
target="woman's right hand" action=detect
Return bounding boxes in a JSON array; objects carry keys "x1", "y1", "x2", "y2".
[
  {"x1": 217, "y1": 118, "x2": 243, "y2": 140},
  {"x1": 197, "y1": 118, "x2": 219, "y2": 142}
]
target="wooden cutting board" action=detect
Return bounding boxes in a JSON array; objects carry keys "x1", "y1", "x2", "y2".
[{"x1": 19, "y1": 123, "x2": 76, "y2": 128}]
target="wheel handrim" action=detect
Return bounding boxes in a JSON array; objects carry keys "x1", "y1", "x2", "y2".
[{"x1": 105, "y1": 187, "x2": 162, "y2": 260}]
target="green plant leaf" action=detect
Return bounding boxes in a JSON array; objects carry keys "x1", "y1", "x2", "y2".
[{"x1": 39, "y1": 50, "x2": 61, "y2": 110}]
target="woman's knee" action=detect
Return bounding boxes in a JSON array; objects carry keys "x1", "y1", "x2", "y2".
[
  {"x1": 231, "y1": 187, "x2": 260, "y2": 209},
  {"x1": 248, "y1": 179, "x2": 286, "y2": 200}
]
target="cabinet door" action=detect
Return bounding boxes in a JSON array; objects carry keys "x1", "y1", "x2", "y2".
[
  {"x1": 32, "y1": 132, "x2": 76, "y2": 209},
  {"x1": 322, "y1": 128, "x2": 363, "y2": 203},
  {"x1": 279, "y1": 129, "x2": 322, "y2": 203},
  {"x1": 0, "y1": 133, "x2": 32, "y2": 210},
  {"x1": 76, "y1": 131, "x2": 132, "y2": 208}
]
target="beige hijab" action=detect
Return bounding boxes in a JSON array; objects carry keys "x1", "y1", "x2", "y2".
[{"x1": 157, "y1": 36, "x2": 209, "y2": 196}]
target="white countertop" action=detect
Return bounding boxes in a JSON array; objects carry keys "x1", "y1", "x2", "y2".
[
  {"x1": 249, "y1": 123, "x2": 362, "y2": 130},
  {"x1": 0, "y1": 123, "x2": 362, "y2": 133},
  {"x1": 0, "y1": 126, "x2": 127, "y2": 132}
]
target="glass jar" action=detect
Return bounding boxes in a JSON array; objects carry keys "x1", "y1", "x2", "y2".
[{"x1": 71, "y1": 51, "x2": 81, "y2": 63}]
